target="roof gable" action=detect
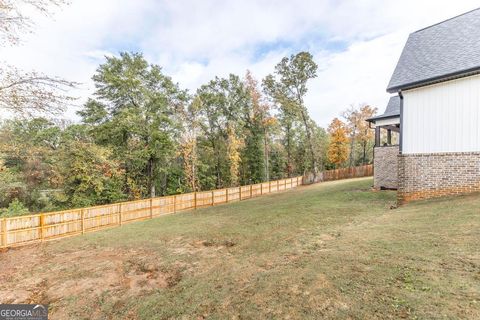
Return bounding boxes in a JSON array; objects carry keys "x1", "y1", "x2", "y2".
[
  {"x1": 367, "y1": 96, "x2": 400, "y2": 122},
  {"x1": 387, "y1": 8, "x2": 480, "y2": 93}
]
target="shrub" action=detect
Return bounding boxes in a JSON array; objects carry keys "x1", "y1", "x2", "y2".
[{"x1": 0, "y1": 198, "x2": 30, "y2": 217}]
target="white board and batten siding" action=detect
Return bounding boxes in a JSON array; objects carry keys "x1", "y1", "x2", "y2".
[{"x1": 402, "y1": 74, "x2": 480, "y2": 154}]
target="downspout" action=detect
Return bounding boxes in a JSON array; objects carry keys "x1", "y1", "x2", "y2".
[
  {"x1": 367, "y1": 118, "x2": 378, "y2": 189},
  {"x1": 398, "y1": 91, "x2": 404, "y2": 154}
]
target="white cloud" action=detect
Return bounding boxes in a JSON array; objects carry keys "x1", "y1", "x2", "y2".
[
  {"x1": 306, "y1": 32, "x2": 406, "y2": 127},
  {"x1": 1, "y1": 0, "x2": 479, "y2": 125}
]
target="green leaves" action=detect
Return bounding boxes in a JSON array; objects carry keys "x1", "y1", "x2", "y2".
[
  {"x1": 80, "y1": 52, "x2": 188, "y2": 198},
  {"x1": 263, "y1": 52, "x2": 321, "y2": 176},
  {"x1": 0, "y1": 50, "x2": 333, "y2": 215},
  {"x1": 0, "y1": 198, "x2": 29, "y2": 217},
  {"x1": 57, "y1": 141, "x2": 126, "y2": 207}
]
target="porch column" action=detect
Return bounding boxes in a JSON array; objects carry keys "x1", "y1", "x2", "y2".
[{"x1": 375, "y1": 126, "x2": 380, "y2": 147}]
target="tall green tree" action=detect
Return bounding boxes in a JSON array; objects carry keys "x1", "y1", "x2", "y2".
[
  {"x1": 241, "y1": 71, "x2": 267, "y2": 183},
  {"x1": 263, "y1": 52, "x2": 320, "y2": 178},
  {"x1": 78, "y1": 52, "x2": 188, "y2": 198},
  {"x1": 194, "y1": 74, "x2": 249, "y2": 188}
]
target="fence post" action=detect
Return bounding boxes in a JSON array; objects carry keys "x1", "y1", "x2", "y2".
[
  {"x1": 211, "y1": 191, "x2": 214, "y2": 206},
  {"x1": 81, "y1": 209, "x2": 85, "y2": 234},
  {"x1": 260, "y1": 183, "x2": 263, "y2": 195},
  {"x1": 194, "y1": 192, "x2": 197, "y2": 210},
  {"x1": 119, "y1": 203, "x2": 122, "y2": 226},
  {"x1": 2, "y1": 218, "x2": 7, "y2": 248},
  {"x1": 269, "y1": 181, "x2": 272, "y2": 193},
  {"x1": 284, "y1": 179, "x2": 287, "y2": 190},
  {"x1": 174, "y1": 195, "x2": 177, "y2": 213},
  {"x1": 39, "y1": 213, "x2": 44, "y2": 241},
  {"x1": 277, "y1": 180, "x2": 279, "y2": 190},
  {"x1": 239, "y1": 186, "x2": 242, "y2": 201},
  {"x1": 150, "y1": 198, "x2": 153, "y2": 219},
  {"x1": 250, "y1": 184, "x2": 253, "y2": 198},
  {"x1": 226, "y1": 188, "x2": 229, "y2": 203}
]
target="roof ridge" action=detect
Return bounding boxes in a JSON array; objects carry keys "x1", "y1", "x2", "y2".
[{"x1": 412, "y1": 7, "x2": 480, "y2": 34}]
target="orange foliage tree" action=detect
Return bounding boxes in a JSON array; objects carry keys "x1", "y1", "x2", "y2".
[{"x1": 327, "y1": 118, "x2": 349, "y2": 168}]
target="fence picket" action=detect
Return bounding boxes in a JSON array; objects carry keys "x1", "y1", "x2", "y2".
[
  {"x1": 81, "y1": 209, "x2": 85, "y2": 234},
  {"x1": 39, "y1": 214, "x2": 44, "y2": 241},
  {"x1": 2, "y1": 218, "x2": 6, "y2": 248},
  {"x1": 119, "y1": 203, "x2": 122, "y2": 226}
]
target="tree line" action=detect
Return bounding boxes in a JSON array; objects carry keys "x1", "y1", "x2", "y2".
[
  {"x1": 0, "y1": 2, "x2": 377, "y2": 216},
  {"x1": 0, "y1": 51, "x2": 377, "y2": 216}
]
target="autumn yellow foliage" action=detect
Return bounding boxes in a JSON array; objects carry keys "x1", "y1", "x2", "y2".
[{"x1": 327, "y1": 118, "x2": 349, "y2": 168}]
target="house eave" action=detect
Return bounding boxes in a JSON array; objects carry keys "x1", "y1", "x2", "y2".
[
  {"x1": 386, "y1": 67, "x2": 480, "y2": 93},
  {"x1": 366, "y1": 114, "x2": 400, "y2": 123}
]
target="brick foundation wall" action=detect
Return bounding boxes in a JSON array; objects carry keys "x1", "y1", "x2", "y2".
[
  {"x1": 373, "y1": 146, "x2": 399, "y2": 190},
  {"x1": 398, "y1": 152, "x2": 480, "y2": 203}
]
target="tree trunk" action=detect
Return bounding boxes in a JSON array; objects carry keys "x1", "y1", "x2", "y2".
[
  {"x1": 263, "y1": 128, "x2": 269, "y2": 182},
  {"x1": 148, "y1": 157, "x2": 155, "y2": 198},
  {"x1": 349, "y1": 126, "x2": 356, "y2": 167},
  {"x1": 192, "y1": 144, "x2": 197, "y2": 191},
  {"x1": 286, "y1": 124, "x2": 292, "y2": 178},
  {"x1": 362, "y1": 141, "x2": 367, "y2": 165},
  {"x1": 211, "y1": 138, "x2": 222, "y2": 188},
  {"x1": 300, "y1": 110, "x2": 318, "y2": 179}
]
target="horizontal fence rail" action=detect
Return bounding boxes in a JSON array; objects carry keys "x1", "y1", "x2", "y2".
[{"x1": 0, "y1": 164, "x2": 373, "y2": 250}]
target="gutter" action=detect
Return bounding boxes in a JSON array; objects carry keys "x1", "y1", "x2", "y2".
[
  {"x1": 398, "y1": 91, "x2": 404, "y2": 154},
  {"x1": 387, "y1": 67, "x2": 480, "y2": 93},
  {"x1": 366, "y1": 114, "x2": 401, "y2": 123}
]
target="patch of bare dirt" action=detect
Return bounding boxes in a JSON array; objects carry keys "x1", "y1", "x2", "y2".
[
  {"x1": 171, "y1": 238, "x2": 237, "y2": 256},
  {"x1": 0, "y1": 245, "x2": 184, "y2": 319}
]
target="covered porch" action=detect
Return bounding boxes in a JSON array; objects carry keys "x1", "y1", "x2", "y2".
[{"x1": 367, "y1": 96, "x2": 401, "y2": 190}]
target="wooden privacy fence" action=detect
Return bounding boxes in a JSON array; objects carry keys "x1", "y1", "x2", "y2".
[
  {"x1": 302, "y1": 164, "x2": 373, "y2": 184},
  {"x1": 0, "y1": 164, "x2": 374, "y2": 250},
  {"x1": 0, "y1": 176, "x2": 304, "y2": 249},
  {"x1": 322, "y1": 164, "x2": 373, "y2": 181}
]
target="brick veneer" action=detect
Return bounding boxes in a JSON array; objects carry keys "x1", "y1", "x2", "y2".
[
  {"x1": 373, "y1": 146, "x2": 399, "y2": 190},
  {"x1": 397, "y1": 152, "x2": 480, "y2": 203}
]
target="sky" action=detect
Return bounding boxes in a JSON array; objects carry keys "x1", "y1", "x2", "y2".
[{"x1": 2, "y1": 0, "x2": 479, "y2": 127}]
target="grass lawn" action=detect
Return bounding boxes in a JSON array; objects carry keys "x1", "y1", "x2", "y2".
[{"x1": 1, "y1": 177, "x2": 479, "y2": 319}]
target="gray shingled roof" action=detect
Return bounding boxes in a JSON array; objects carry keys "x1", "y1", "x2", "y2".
[
  {"x1": 387, "y1": 8, "x2": 480, "y2": 93},
  {"x1": 367, "y1": 96, "x2": 400, "y2": 122}
]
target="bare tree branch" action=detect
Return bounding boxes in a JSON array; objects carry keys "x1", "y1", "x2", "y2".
[
  {"x1": 0, "y1": 65, "x2": 78, "y2": 117},
  {"x1": 0, "y1": 1, "x2": 77, "y2": 117},
  {"x1": 0, "y1": 0, "x2": 68, "y2": 45}
]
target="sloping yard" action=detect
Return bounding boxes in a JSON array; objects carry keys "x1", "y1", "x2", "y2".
[{"x1": 0, "y1": 177, "x2": 479, "y2": 319}]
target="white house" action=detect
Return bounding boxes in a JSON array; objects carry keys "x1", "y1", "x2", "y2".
[{"x1": 386, "y1": 8, "x2": 480, "y2": 202}]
